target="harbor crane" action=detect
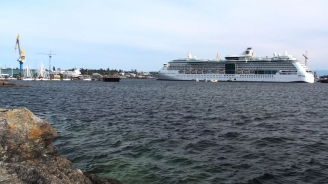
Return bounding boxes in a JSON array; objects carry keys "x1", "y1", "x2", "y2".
[
  {"x1": 36, "y1": 50, "x2": 56, "y2": 72},
  {"x1": 15, "y1": 34, "x2": 26, "y2": 70}
]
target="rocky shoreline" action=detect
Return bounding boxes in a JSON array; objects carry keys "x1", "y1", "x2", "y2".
[
  {"x1": 0, "y1": 81, "x2": 25, "y2": 87},
  {"x1": 0, "y1": 107, "x2": 123, "y2": 184}
]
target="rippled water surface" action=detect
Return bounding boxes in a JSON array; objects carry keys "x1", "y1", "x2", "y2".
[{"x1": 1, "y1": 80, "x2": 328, "y2": 184}]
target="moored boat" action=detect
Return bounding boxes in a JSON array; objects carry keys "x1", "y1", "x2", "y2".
[
  {"x1": 319, "y1": 77, "x2": 328, "y2": 83},
  {"x1": 103, "y1": 77, "x2": 120, "y2": 82}
]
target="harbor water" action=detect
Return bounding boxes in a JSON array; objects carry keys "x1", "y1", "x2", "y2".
[{"x1": 1, "y1": 80, "x2": 328, "y2": 184}]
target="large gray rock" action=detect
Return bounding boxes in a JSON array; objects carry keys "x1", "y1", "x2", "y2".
[{"x1": 0, "y1": 107, "x2": 123, "y2": 184}]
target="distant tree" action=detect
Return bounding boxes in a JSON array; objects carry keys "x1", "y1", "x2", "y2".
[
  {"x1": 76, "y1": 67, "x2": 146, "y2": 76},
  {"x1": 53, "y1": 66, "x2": 56, "y2": 71}
]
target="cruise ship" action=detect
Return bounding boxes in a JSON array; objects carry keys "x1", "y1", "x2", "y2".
[{"x1": 157, "y1": 47, "x2": 314, "y2": 83}]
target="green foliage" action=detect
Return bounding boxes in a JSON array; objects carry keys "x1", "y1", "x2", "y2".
[{"x1": 77, "y1": 68, "x2": 133, "y2": 76}]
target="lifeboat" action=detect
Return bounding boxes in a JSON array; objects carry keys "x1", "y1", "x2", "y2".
[
  {"x1": 197, "y1": 70, "x2": 203, "y2": 74},
  {"x1": 236, "y1": 70, "x2": 242, "y2": 74},
  {"x1": 243, "y1": 70, "x2": 250, "y2": 74},
  {"x1": 191, "y1": 70, "x2": 197, "y2": 74},
  {"x1": 219, "y1": 70, "x2": 225, "y2": 74},
  {"x1": 185, "y1": 70, "x2": 190, "y2": 74},
  {"x1": 210, "y1": 79, "x2": 218, "y2": 82}
]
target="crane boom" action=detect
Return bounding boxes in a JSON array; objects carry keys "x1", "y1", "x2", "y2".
[
  {"x1": 15, "y1": 34, "x2": 20, "y2": 51},
  {"x1": 15, "y1": 34, "x2": 26, "y2": 70}
]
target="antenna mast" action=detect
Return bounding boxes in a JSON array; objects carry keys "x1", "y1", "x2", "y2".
[
  {"x1": 302, "y1": 51, "x2": 308, "y2": 66},
  {"x1": 36, "y1": 50, "x2": 56, "y2": 71},
  {"x1": 216, "y1": 53, "x2": 220, "y2": 60}
]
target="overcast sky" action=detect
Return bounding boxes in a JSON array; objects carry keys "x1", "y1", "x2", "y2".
[{"x1": 1, "y1": 0, "x2": 327, "y2": 72}]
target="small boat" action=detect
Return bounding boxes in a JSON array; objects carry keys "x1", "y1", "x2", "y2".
[
  {"x1": 41, "y1": 78, "x2": 50, "y2": 81},
  {"x1": 82, "y1": 75, "x2": 92, "y2": 81},
  {"x1": 22, "y1": 78, "x2": 33, "y2": 81},
  {"x1": 22, "y1": 65, "x2": 33, "y2": 81},
  {"x1": 8, "y1": 76, "x2": 17, "y2": 80},
  {"x1": 62, "y1": 75, "x2": 71, "y2": 81}
]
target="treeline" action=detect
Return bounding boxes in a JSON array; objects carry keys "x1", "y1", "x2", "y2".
[{"x1": 75, "y1": 68, "x2": 138, "y2": 76}]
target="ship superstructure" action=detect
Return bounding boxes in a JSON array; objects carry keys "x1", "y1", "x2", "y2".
[{"x1": 157, "y1": 47, "x2": 314, "y2": 83}]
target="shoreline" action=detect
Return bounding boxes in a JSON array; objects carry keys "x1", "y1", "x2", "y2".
[{"x1": 0, "y1": 107, "x2": 124, "y2": 184}]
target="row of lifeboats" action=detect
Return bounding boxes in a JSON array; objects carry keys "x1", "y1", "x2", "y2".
[
  {"x1": 237, "y1": 70, "x2": 254, "y2": 74},
  {"x1": 195, "y1": 79, "x2": 218, "y2": 82},
  {"x1": 178, "y1": 69, "x2": 255, "y2": 74}
]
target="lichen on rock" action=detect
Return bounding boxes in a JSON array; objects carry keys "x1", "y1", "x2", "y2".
[{"x1": 0, "y1": 107, "x2": 123, "y2": 184}]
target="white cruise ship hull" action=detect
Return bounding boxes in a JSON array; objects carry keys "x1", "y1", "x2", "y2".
[{"x1": 158, "y1": 70, "x2": 314, "y2": 83}]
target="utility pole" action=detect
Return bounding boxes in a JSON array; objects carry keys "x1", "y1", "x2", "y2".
[{"x1": 36, "y1": 50, "x2": 56, "y2": 72}]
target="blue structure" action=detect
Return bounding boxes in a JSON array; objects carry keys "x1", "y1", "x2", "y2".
[{"x1": 15, "y1": 34, "x2": 26, "y2": 70}]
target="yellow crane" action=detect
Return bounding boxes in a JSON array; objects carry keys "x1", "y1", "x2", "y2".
[{"x1": 15, "y1": 34, "x2": 26, "y2": 70}]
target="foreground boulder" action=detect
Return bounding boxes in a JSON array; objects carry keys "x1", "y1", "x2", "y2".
[{"x1": 0, "y1": 107, "x2": 123, "y2": 184}]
